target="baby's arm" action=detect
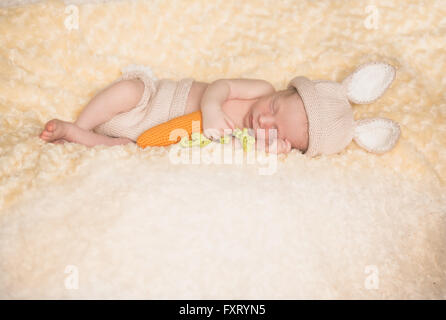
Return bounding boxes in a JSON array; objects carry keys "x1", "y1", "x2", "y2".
[
  {"x1": 200, "y1": 80, "x2": 233, "y2": 140},
  {"x1": 201, "y1": 79, "x2": 275, "y2": 140},
  {"x1": 201, "y1": 78, "x2": 275, "y2": 109}
]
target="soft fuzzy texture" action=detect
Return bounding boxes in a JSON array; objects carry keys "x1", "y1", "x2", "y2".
[{"x1": 0, "y1": 0, "x2": 445, "y2": 299}]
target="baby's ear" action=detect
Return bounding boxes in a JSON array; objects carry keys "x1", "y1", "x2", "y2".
[{"x1": 341, "y1": 62, "x2": 396, "y2": 104}]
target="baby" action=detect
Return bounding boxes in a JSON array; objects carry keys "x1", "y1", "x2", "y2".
[
  {"x1": 199, "y1": 79, "x2": 309, "y2": 154},
  {"x1": 39, "y1": 74, "x2": 308, "y2": 154},
  {"x1": 39, "y1": 62, "x2": 401, "y2": 157}
]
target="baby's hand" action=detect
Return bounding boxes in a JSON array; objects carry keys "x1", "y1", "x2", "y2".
[
  {"x1": 255, "y1": 137, "x2": 292, "y2": 154},
  {"x1": 202, "y1": 107, "x2": 235, "y2": 141}
]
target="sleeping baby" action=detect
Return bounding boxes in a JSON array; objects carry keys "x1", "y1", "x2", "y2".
[{"x1": 39, "y1": 62, "x2": 401, "y2": 157}]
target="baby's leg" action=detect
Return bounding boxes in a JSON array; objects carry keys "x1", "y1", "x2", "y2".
[
  {"x1": 74, "y1": 79, "x2": 145, "y2": 131},
  {"x1": 40, "y1": 78, "x2": 144, "y2": 145},
  {"x1": 41, "y1": 119, "x2": 133, "y2": 147}
]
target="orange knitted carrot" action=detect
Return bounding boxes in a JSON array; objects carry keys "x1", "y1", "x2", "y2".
[{"x1": 136, "y1": 111, "x2": 203, "y2": 148}]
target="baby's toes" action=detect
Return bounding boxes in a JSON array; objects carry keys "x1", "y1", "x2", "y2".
[
  {"x1": 39, "y1": 129, "x2": 52, "y2": 140},
  {"x1": 40, "y1": 120, "x2": 55, "y2": 140},
  {"x1": 40, "y1": 119, "x2": 67, "y2": 142},
  {"x1": 45, "y1": 119, "x2": 60, "y2": 132}
]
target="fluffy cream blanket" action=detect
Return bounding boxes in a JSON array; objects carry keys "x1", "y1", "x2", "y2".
[{"x1": 0, "y1": 0, "x2": 445, "y2": 299}]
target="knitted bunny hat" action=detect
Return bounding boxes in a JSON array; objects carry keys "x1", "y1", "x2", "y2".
[{"x1": 287, "y1": 61, "x2": 401, "y2": 157}]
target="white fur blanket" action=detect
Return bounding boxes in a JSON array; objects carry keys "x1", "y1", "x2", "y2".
[{"x1": 0, "y1": 0, "x2": 445, "y2": 299}]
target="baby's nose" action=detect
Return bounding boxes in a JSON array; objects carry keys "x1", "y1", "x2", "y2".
[
  {"x1": 257, "y1": 115, "x2": 277, "y2": 139},
  {"x1": 259, "y1": 114, "x2": 275, "y2": 127}
]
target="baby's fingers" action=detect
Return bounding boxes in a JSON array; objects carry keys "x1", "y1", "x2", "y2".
[
  {"x1": 203, "y1": 127, "x2": 221, "y2": 141},
  {"x1": 223, "y1": 116, "x2": 235, "y2": 130},
  {"x1": 256, "y1": 138, "x2": 291, "y2": 154}
]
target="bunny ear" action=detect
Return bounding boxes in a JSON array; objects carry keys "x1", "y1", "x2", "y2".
[
  {"x1": 342, "y1": 62, "x2": 396, "y2": 104},
  {"x1": 353, "y1": 118, "x2": 401, "y2": 154}
]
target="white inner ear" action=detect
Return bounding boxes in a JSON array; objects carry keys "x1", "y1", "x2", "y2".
[
  {"x1": 353, "y1": 118, "x2": 401, "y2": 153},
  {"x1": 347, "y1": 63, "x2": 395, "y2": 104}
]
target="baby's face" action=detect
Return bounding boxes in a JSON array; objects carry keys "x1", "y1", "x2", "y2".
[{"x1": 244, "y1": 89, "x2": 309, "y2": 153}]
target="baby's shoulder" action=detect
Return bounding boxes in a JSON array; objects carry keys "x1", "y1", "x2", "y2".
[{"x1": 221, "y1": 78, "x2": 275, "y2": 100}]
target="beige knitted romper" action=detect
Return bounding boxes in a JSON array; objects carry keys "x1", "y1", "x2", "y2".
[{"x1": 93, "y1": 65, "x2": 194, "y2": 141}]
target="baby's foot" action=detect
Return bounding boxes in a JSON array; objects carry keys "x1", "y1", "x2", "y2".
[{"x1": 39, "y1": 119, "x2": 71, "y2": 143}]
